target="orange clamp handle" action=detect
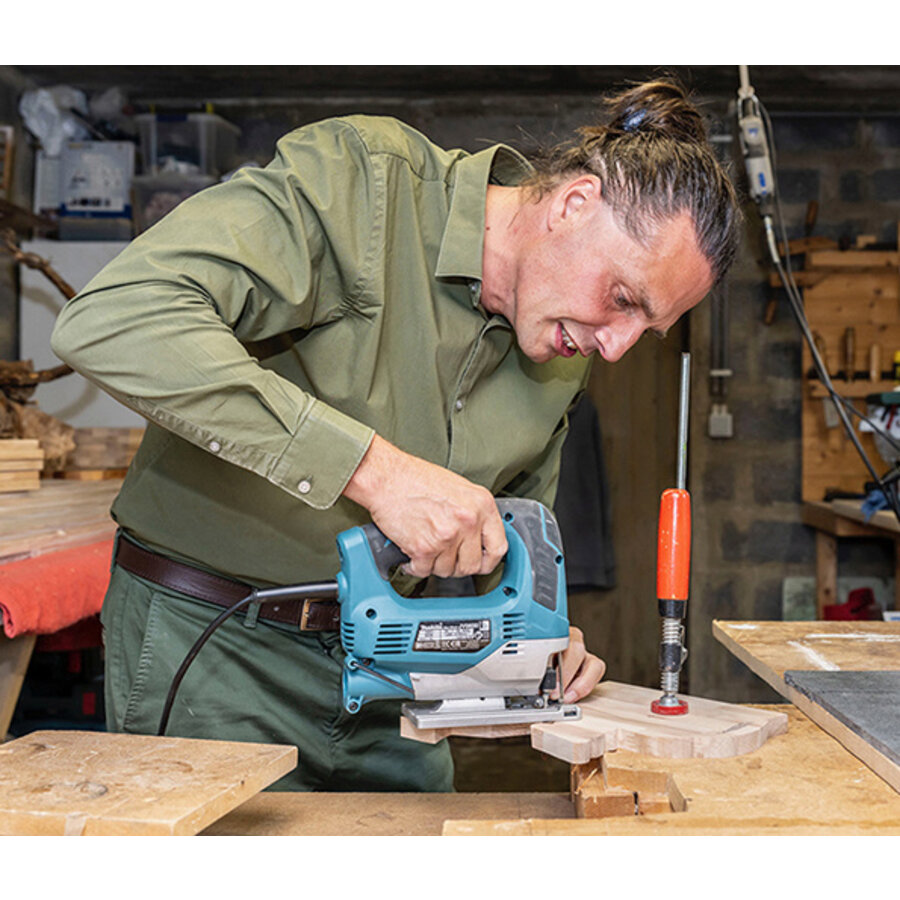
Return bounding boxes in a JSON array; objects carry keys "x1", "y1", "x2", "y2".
[{"x1": 656, "y1": 488, "x2": 691, "y2": 601}]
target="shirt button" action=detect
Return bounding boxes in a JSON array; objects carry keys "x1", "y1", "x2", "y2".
[
  {"x1": 455, "y1": 399, "x2": 464, "y2": 411},
  {"x1": 208, "y1": 440, "x2": 221, "y2": 453},
  {"x1": 298, "y1": 479, "x2": 312, "y2": 494}
]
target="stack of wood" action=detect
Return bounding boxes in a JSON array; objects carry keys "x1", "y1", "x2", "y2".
[
  {"x1": 59, "y1": 427, "x2": 144, "y2": 480},
  {"x1": 0, "y1": 439, "x2": 44, "y2": 493}
]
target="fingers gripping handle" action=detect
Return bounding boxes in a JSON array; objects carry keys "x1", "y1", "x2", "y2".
[
  {"x1": 356, "y1": 498, "x2": 563, "y2": 612},
  {"x1": 360, "y1": 523, "x2": 410, "y2": 579}
]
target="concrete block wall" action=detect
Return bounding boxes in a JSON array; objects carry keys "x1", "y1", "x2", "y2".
[{"x1": 688, "y1": 111, "x2": 900, "y2": 703}]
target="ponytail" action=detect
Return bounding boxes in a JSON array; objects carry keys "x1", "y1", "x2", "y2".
[{"x1": 525, "y1": 78, "x2": 742, "y2": 285}]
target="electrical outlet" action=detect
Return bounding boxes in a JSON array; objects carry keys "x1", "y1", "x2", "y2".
[{"x1": 708, "y1": 403, "x2": 733, "y2": 439}]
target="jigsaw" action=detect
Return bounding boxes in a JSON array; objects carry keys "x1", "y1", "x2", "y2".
[
  {"x1": 157, "y1": 498, "x2": 580, "y2": 735},
  {"x1": 337, "y1": 497, "x2": 581, "y2": 730}
]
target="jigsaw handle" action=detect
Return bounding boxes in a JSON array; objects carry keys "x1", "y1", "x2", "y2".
[
  {"x1": 360, "y1": 523, "x2": 410, "y2": 579},
  {"x1": 356, "y1": 499, "x2": 563, "y2": 610}
]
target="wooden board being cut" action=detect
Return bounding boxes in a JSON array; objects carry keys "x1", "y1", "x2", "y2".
[
  {"x1": 0, "y1": 730, "x2": 297, "y2": 835},
  {"x1": 713, "y1": 619, "x2": 900, "y2": 793},
  {"x1": 402, "y1": 680, "x2": 787, "y2": 765}
]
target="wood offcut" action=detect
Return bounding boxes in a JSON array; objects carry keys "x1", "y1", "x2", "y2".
[{"x1": 0, "y1": 730, "x2": 297, "y2": 835}]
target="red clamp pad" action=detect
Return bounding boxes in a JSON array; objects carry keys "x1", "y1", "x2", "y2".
[{"x1": 651, "y1": 698, "x2": 689, "y2": 716}]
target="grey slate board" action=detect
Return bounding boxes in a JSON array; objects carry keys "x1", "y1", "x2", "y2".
[{"x1": 783, "y1": 670, "x2": 900, "y2": 767}]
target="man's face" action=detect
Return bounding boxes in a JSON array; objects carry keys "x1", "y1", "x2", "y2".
[{"x1": 503, "y1": 184, "x2": 714, "y2": 365}]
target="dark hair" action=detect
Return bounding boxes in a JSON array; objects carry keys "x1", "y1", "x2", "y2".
[{"x1": 525, "y1": 79, "x2": 742, "y2": 286}]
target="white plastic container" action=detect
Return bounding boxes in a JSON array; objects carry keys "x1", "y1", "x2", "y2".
[{"x1": 135, "y1": 112, "x2": 240, "y2": 176}]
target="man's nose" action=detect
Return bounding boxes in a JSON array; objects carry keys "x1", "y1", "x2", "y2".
[{"x1": 595, "y1": 321, "x2": 645, "y2": 363}]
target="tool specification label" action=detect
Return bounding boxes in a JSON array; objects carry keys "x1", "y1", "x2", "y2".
[{"x1": 413, "y1": 619, "x2": 490, "y2": 652}]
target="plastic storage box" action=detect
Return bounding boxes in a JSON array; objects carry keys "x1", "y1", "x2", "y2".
[
  {"x1": 135, "y1": 112, "x2": 240, "y2": 176},
  {"x1": 131, "y1": 172, "x2": 216, "y2": 233}
]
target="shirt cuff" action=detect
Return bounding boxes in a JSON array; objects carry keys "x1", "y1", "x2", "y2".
[{"x1": 270, "y1": 398, "x2": 375, "y2": 509}]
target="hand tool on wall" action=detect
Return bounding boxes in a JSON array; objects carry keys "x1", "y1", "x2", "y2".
[
  {"x1": 738, "y1": 65, "x2": 900, "y2": 521},
  {"x1": 812, "y1": 331, "x2": 839, "y2": 428},
  {"x1": 651, "y1": 352, "x2": 691, "y2": 716},
  {"x1": 842, "y1": 327, "x2": 856, "y2": 381},
  {"x1": 870, "y1": 343, "x2": 882, "y2": 383},
  {"x1": 157, "y1": 498, "x2": 580, "y2": 735}
]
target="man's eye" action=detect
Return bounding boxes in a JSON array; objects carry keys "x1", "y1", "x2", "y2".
[{"x1": 615, "y1": 295, "x2": 631, "y2": 310}]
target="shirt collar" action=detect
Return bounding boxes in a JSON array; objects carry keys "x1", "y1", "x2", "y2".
[{"x1": 435, "y1": 143, "x2": 531, "y2": 305}]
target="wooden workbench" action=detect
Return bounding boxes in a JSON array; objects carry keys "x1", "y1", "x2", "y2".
[{"x1": 202, "y1": 706, "x2": 900, "y2": 835}]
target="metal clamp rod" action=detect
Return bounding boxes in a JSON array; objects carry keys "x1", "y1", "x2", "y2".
[{"x1": 676, "y1": 352, "x2": 691, "y2": 491}]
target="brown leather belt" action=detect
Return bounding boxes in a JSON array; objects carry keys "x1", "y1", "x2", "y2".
[{"x1": 114, "y1": 534, "x2": 341, "y2": 631}]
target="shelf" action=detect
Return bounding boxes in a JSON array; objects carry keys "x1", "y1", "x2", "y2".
[{"x1": 807, "y1": 379, "x2": 900, "y2": 399}]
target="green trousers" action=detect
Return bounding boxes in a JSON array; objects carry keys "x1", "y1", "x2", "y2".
[{"x1": 100, "y1": 561, "x2": 454, "y2": 791}]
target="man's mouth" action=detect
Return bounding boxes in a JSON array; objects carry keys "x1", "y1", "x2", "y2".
[{"x1": 559, "y1": 324, "x2": 577, "y2": 357}]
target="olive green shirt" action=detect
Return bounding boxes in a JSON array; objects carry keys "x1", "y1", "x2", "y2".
[{"x1": 51, "y1": 115, "x2": 591, "y2": 586}]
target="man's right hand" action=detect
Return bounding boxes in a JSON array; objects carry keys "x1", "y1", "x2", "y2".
[{"x1": 342, "y1": 434, "x2": 508, "y2": 579}]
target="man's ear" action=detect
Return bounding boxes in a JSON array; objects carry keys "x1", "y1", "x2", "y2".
[{"x1": 549, "y1": 175, "x2": 602, "y2": 230}]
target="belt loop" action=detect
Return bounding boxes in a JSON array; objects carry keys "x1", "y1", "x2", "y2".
[
  {"x1": 243, "y1": 596, "x2": 262, "y2": 630},
  {"x1": 111, "y1": 528, "x2": 123, "y2": 574}
]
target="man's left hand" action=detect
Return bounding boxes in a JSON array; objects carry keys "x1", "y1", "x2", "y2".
[{"x1": 557, "y1": 626, "x2": 606, "y2": 703}]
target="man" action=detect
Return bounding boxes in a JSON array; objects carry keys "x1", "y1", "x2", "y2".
[{"x1": 51, "y1": 79, "x2": 740, "y2": 790}]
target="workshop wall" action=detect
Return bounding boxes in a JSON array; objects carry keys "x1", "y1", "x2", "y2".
[{"x1": 689, "y1": 113, "x2": 900, "y2": 703}]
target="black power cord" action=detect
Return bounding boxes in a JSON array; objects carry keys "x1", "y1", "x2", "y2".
[
  {"x1": 746, "y1": 93, "x2": 900, "y2": 523},
  {"x1": 157, "y1": 580, "x2": 338, "y2": 736}
]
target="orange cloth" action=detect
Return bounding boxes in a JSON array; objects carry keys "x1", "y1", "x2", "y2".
[{"x1": 0, "y1": 539, "x2": 113, "y2": 638}]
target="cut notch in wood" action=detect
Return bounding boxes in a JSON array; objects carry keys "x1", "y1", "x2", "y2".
[{"x1": 570, "y1": 756, "x2": 687, "y2": 819}]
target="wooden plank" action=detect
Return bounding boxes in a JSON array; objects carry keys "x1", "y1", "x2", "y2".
[
  {"x1": 0, "y1": 475, "x2": 40, "y2": 494},
  {"x1": 206, "y1": 791, "x2": 575, "y2": 836},
  {"x1": 0, "y1": 459, "x2": 45, "y2": 472},
  {"x1": 778, "y1": 235, "x2": 839, "y2": 256},
  {"x1": 806, "y1": 379, "x2": 899, "y2": 398},
  {"x1": 0, "y1": 440, "x2": 45, "y2": 495},
  {"x1": 443, "y1": 817, "x2": 900, "y2": 835},
  {"x1": 807, "y1": 250, "x2": 900, "y2": 268},
  {"x1": 713, "y1": 619, "x2": 900, "y2": 793},
  {"x1": 401, "y1": 681, "x2": 787, "y2": 765},
  {"x1": 68, "y1": 426, "x2": 143, "y2": 471},
  {"x1": 0, "y1": 632, "x2": 35, "y2": 740},
  {"x1": 0, "y1": 478, "x2": 120, "y2": 562},
  {"x1": 0, "y1": 439, "x2": 41, "y2": 460},
  {"x1": 815, "y1": 530, "x2": 838, "y2": 615},
  {"x1": 801, "y1": 500, "x2": 892, "y2": 537},
  {"x1": 830, "y1": 498, "x2": 900, "y2": 534},
  {"x1": 713, "y1": 620, "x2": 900, "y2": 682},
  {"x1": 0, "y1": 730, "x2": 297, "y2": 835}
]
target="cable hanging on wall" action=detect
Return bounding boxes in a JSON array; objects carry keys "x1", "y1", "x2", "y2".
[{"x1": 736, "y1": 65, "x2": 900, "y2": 523}]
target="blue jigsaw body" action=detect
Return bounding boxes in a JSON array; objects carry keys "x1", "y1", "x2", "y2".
[{"x1": 336, "y1": 498, "x2": 580, "y2": 729}]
